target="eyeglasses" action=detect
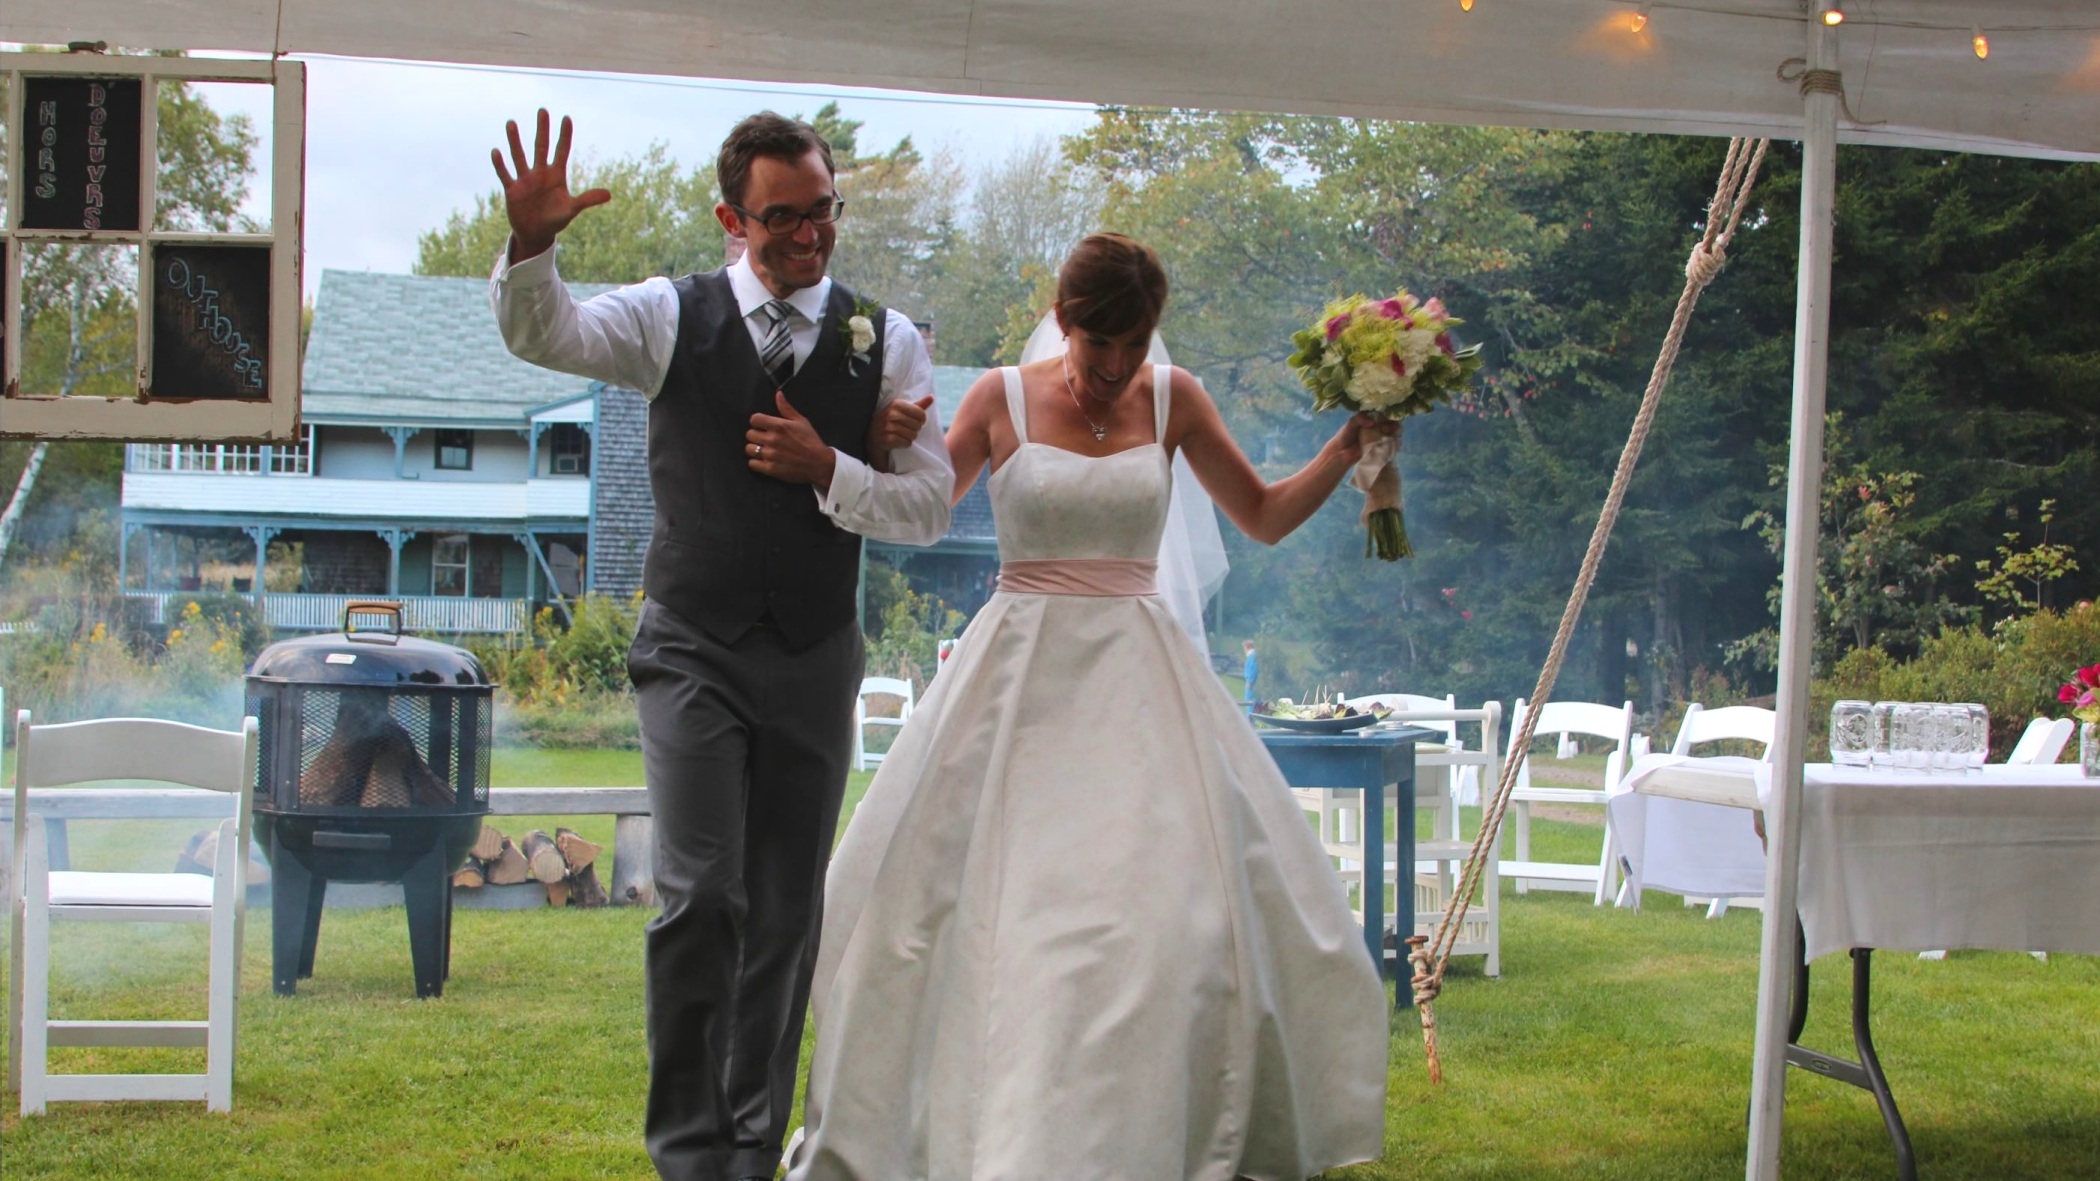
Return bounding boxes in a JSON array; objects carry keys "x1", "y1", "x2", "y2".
[{"x1": 730, "y1": 199, "x2": 845, "y2": 236}]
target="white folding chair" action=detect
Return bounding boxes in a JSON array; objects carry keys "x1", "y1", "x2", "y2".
[
  {"x1": 2005, "y1": 716, "x2": 2073, "y2": 766},
  {"x1": 853, "y1": 676, "x2": 916, "y2": 772},
  {"x1": 1501, "y1": 698, "x2": 1635, "y2": 905},
  {"x1": 1305, "y1": 698, "x2": 1504, "y2": 977},
  {"x1": 8, "y1": 711, "x2": 259, "y2": 1114},
  {"x1": 1635, "y1": 703, "x2": 1774, "y2": 918}
]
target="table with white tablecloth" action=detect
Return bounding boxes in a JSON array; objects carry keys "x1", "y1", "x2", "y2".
[
  {"x1": 1615, "y1": 754, "x2": 2100, "y2": 1180},
  {"x1": 1617, "y1": 755, "x2": 2100, "y2": 959}
]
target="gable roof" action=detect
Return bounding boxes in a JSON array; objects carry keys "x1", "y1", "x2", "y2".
[{"x1": 301, "y1": 270, "x2": 618, "y2": 427}]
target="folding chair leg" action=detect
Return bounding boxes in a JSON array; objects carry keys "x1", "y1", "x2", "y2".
[
  {"x1": 1707, "y1": 897, "x2": 1731, "y2": 920},
  {"x1": 1513, "y1": 802, "x2": 1531, "y2": 896},
  {"x1": 7, "y1": 883, "x2": 22, "y2": 1092},
  {"x1": 20, "y1": 824, "x2": 51, "y2": 1116},
  {"x1": 1483, "y1": 856, "x2": 1501, "y2": 979},
  {"x1": 207, "y1": 819, "x2": 241, "y2": 1112},
  {"x1": 1593, "y1": 825, "x2": 1619, "y2": 907}
]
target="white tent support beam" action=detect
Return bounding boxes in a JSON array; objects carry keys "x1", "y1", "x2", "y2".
[{"x1": 1745, "y1": 7, "x2": 1841, "y2": 1179}]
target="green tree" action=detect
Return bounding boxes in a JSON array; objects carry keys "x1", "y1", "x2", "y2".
[{"x1": 415, "y1": 142, "x2": 721, "y2": 282}]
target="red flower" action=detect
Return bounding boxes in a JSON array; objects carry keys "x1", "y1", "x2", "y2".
[
  {"x1": 1325, "y1": 314, "x2": 1349, "y2": 342},
  {"x1": 1436, "y1": 332, "x2": 1457, "y2": 357},
  {"x1": 2061, "y1": 684, "x2": 2082, "y2": 704},
  {"x1": 1378, "y1": 298, "x2": 1408, "y2": 321},
  {"x1": 1389, "y1": 355, "x2": 1408, "y2": 376},
  {"x1": 2079, "y1": 665, "x2": 2100, "y2": 688},
  {"x1": 1460, "y1": 610, "x2": 1474, "y2": 621}
]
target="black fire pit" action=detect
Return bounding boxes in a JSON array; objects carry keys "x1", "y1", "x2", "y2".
[{"x1": 247, "y1": 602, "x2": 492, "y2": 998}]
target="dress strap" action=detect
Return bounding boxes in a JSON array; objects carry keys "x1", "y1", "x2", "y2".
[
  {"x1": 1001, "y1": 366, "x2": 1030, "y2": 446},
  {"x1": 1153, "y1": 363, "x2": 1172, "y2": 445}
]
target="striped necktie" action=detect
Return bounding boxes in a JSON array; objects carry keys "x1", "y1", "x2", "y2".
[{"x1": 758, "y1": 299, "x2": 795, "y2": 386}]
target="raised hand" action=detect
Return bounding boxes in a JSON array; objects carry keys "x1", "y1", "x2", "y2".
[{"x1": 491, "y1": 109, "x2": 612, "y2": 263}]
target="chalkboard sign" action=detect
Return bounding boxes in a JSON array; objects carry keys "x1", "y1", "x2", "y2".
[
  {"x1": 19, "y1": 76, "x2": 143, "y2": 232},
  {"x1": 151, "y1": 245, "x2": 271, "y2": 401}
]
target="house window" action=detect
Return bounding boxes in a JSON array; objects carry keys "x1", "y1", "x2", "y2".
[
  {"x1": 435, "y1": 429, "x2": 474, "y2": 471},
  {"x1": 432, "y1": 534, "x2": 469, "y2": 597},
  {"x1": 548, "y1": 423, "x2": 590, "y2": 476}
]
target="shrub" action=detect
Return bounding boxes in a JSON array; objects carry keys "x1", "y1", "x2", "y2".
[
  {"x1": 1815, "y1": 603, "x2": 2100, "y2": 759},
  {"x1": 165, "y1": 591, "x2": 272, "y2": 660},
  {"x1": 463, "y1": 593, "x2": 642, "y2": 749}
]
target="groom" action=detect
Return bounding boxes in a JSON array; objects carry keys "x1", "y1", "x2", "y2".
[{"x1": 489, "y1": 109, "x2": 953, "y2": 1181}]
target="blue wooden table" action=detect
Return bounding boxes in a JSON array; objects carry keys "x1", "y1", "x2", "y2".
[{"x1": 1258, "y1": 726, "x2": 1434, "y2": 1003}]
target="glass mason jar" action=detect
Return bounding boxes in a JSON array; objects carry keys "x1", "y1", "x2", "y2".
[
  {"x1": 2082, "y1": 722, "x2": 2100, "y2": 778},
  {"x1": 1829, "y1": 700, "x2": 1874, "y2": 767}
]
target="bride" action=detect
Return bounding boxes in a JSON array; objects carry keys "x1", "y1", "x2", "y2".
[{"x1": 788, "y1": 234, "x2": 1393, "y2": 1181}]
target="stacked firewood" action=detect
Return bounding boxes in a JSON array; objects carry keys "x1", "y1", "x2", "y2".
[{"x1": 452, "y1": 821, "x2": 609, "y2": 907}]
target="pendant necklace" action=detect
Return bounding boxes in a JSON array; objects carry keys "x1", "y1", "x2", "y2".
[{"x1": 1062, "y1": 356, "x2": 1111, "y2": 442}]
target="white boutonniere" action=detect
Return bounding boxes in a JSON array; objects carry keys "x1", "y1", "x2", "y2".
[{"x1": 842, "y1": 297, "x2": 880, "y2": 377}]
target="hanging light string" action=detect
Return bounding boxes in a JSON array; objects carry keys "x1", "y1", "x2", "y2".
[
  {"x1": 1583, "y1": 2, "x2": 2097, "y2": 38},
  {"x1": 1600, "y1": 3, "x2": 2039, "y2": 59}
]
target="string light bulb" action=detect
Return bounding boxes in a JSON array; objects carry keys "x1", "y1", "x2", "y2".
[
  {"x1": 1631, "y1": 2, "x2": 1651, "y2": 33},
  {"x1": 1821, "y1": 7, "x2": 1845, "y2": 26},
  {"x1": 1460, "y1": 0, "x2": 1473, "y2": 10},
  {"x1": 1971, "y1": 24, "x2": 1989, "y2": 59}
]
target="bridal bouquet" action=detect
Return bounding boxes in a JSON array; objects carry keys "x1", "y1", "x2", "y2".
[{"x1": 1288, "y1": 290, "x2": 1482, "y2": 559}]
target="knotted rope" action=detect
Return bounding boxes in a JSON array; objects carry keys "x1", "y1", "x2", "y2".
[{"x1": 1408, "y1": 136, "x2": 1770, "y2": 1084}]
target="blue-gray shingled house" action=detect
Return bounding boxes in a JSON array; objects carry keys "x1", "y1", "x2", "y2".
[{"x1": 118, "y1": 270, "x2": 1000, "y2": 634}]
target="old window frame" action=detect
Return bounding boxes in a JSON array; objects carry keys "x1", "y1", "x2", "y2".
[{"x1": 1, "y1": 51, "x2": 304, "y2": 441}]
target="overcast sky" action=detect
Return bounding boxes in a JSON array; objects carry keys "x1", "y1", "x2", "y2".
[{"x1": 199, "y1": 55, "x2": 1097, "y2": 297}]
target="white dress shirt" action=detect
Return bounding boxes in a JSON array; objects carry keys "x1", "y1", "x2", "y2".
[{"x1": 490, "y1": 245, "x2": 953, "y2": 546}]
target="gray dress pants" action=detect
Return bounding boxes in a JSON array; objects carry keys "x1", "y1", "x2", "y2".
[{"x1": 628, "y1": 600, "x2": 863, "y2": 1181}]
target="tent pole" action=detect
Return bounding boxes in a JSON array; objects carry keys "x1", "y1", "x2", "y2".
[{"x1": 1746, "y1": 7, "x2": 1841, "y2": 1178}]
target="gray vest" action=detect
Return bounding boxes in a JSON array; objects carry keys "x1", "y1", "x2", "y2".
[{"x1": 642, "y1": 271, "x2": 883, "y2": 650}]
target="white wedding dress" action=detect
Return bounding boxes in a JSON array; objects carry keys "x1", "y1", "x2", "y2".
[{"x1": 787, "y1": 367, "x2": 1387, "y2": 1181}]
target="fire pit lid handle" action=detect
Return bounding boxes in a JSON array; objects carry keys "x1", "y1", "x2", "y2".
[{"x1": 343, "y1": 600, "x2": 405, "y2": 644}]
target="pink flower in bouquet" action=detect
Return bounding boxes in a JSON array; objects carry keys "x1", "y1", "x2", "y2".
[
  {"x1": 1325, "y1": 313, "x2": 1350, "y2": 341},
  {"x1": 1377, "y1": 298, "x2": 1408, "y2": 321},
  {"x1": 1389, "y1": 354, "x2": 1408, "y2": 376},
  {"x1": 1436, "y1": 332, "x2": 1457, "y2": 356},
  {"x1": 2080, "y1": 665, "x2": 2100, "y2": 688},
  {"x1": 1423, "y1": 297, "x2": 1448, "y2": 320}
]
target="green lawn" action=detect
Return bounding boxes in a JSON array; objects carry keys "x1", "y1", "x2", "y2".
[{"x1": 5, "y1": 754, "x2": 2098, "y2": 1179}]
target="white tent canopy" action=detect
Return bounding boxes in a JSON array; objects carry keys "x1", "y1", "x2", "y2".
[
  {"x1": 6, "y1": 4, "x2": 2095, "y2": 1180},
  {"x1": 5, "y1": 1, "x2": 2099, "y2": 160}
]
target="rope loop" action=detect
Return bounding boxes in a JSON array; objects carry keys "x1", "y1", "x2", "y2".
[
  {"x1": 1776, "y1": 58, "x2": 1887, "y2": 127},
  {"x1": 1685, "y1": 242, "x2": 1728, "y2": 287}
]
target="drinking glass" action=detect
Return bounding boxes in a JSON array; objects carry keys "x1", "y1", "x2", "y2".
[
  {"x1": 1829, "y1": 700, "x2": 1874, "y2": 767},
  {"x1": 1957, "y1": 702, "x2": 1989, "y2": 769},
  {"x1": 1870, "y1": 701, "x2": 1900, "y2": 769},
  {"x1": 1890, "y1": 703, "x2": 1930, "y2": 770},
  {"x1": 1934, "y1": 704, "x2": 1970, "y2": 771}
]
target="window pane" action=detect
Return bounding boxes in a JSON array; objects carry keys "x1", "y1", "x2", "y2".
[{"x1": 435, "y1": 430, "x2": 472, "y2": 470}]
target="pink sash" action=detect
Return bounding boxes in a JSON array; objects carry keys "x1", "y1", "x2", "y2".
[{"x1": 997, "y1": 558, "x2": 1158, "y2": 597}]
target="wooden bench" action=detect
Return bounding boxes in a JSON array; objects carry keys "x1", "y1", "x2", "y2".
[{"x1": 1, "y1": 786, "x2": 656, "y2": 907}]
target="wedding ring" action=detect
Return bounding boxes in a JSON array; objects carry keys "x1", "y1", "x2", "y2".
[{"x1": 752, "y1": 443, "x2": 762, "y2": 457}]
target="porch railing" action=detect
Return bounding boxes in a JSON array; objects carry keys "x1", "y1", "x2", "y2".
[
  {"x1": 126, "y1": 591, "x2": 530, "y2": 634},
  {"x1": 126, "y1": 437, "x2": 313, "y2": 476}
]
